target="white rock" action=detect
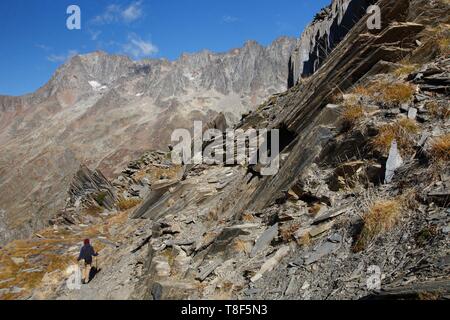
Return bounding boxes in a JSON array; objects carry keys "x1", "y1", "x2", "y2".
[
  {"x1": 408, "y1": 107, "x2": 417, "y2": 120},
  {"x1": 385, "y1": 140, "x2": 403, "y2": 184},
  {"x1": 250, "y1": 246, "x2": 290, "y2": 282},
  {"x1": 11, "y1": 257, "x2": 25, "y2": 265}
]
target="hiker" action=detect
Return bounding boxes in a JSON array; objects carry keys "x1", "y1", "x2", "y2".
[{"x1": 77, "y1": 239, "x2": 98, "y2": 284}]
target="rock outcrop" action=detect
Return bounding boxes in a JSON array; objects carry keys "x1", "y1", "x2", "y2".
[
  {"x1": 288, "y1": 0, "x2": 377, "y2": 86},
  {"x1": 68, "y1": 165, "x2": 118, "y2": 211}
]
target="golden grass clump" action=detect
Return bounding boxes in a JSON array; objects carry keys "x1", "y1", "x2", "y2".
[
  {"x1": 280, "y1": 223, "x2": 301, "y2": 243},
  {"x1": 380, "y1": 83, "x2": 416, "y2": 104},
  {"x1": 351, "y1": 85, "x2": 370, "y2": 96},
  {"x1": 393, "y1": 64, "x2": 418, "y2": 77},
  {"x1": 241, "y1": 212, "x2": 255, "y2": 222},
  {"x1": 437, "y1": 32, "x2": 450, "y2": 56},
  {"x1": 372, "y1": 118, "x2": 419, "y2": 154},
  {"x1": 116, "y1": 198, "x2": 142, "y2": 211},
  {"x1": 350, "y1": 81, "x2": 416, "y2": 105},
  {"x1": 233, "y1": 239, "x2": 251, "y2": 254},
  {"x1": 354, "y1": 200, "x2": 402, "y2": 252},
  {"x1": 341, "y1": 102, "x2": 365, "y2": 128},
  {"x1": 429, "y1": 133, "x2": 450, "y2": 163},
  {"x1": 296, "y1": 233, "x2": 311, "y2": 247}
]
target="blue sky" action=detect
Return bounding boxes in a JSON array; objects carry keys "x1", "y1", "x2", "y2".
[{"x1": 0, "y1": 0, "x2": 330, "y2": 96}]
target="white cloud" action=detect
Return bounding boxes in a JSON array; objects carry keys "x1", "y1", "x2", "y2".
[
  {"x1": 123, "y1": 33, "x2": 158, "y2": 59},
  {"x1": 92, "y1": 4, "x2": 120, "y2": 24},
  {"x1": 122, "y1": 1, "x2": 143, "y2": 23},
  {"x1": 222, "y1": 15, "x2": 239, "y2": 23},
  {"x1": 36, "y1": 44, "x2": 52, "y2": 51},
  {"x1": 47, "y1": 50, "x2": 78, "y2": 63},
  {"x1": 92, "y1": 1, "x2": 144, "y2": 25},
  {"x1": 89, "y1": 29, "x2": 102, "y2": 41}
]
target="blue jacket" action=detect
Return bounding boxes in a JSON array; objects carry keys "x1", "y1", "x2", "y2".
[{"x1": 77, "y1": 244, "x2": 98, "y2": 264}]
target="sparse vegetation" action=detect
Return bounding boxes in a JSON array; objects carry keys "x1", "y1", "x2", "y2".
[
  {"x1": 94, "y1": 191, "x2": 108, "y2": 206},
  {"x1": 280, "y1": 223, "x2": 300, "y2": 243},
  {"x1": 436, "y1": 29, "x2": 450, "y2": 56},
  {"x1": 379, "y1": 83, "x2": 416, "y2": 104},
  {"x1": 426, "y1": 101, "x2": 450, "y2": 120},
  {"x1": 117, "y1": 197, "x2": 142, "y2": 211},
  {"x1": 393, "y1": 63, "x2": 418, "y2": 77},
  {"x1": 85, "y1": 204, "x2": 103, "y2": 216},
  {"x1": 429, "y1": 133, "x2": 450, "y2": 163},
  {"x1": 354, "y1": 200, "x2": 402, "y2": 252},
  {"x1": 372, "y1": 118, "x2": 420, "y2": 154},
  {"x1": 233, "y1": 239, "x2": 251, "y2": 254},
  {"x1": 308, "y1": 203, "x2": 324, "y2": 216},
  {"x1": 341, "y1": 103, "x2": 365, "y2": 128},
  {"x1": 415, "y1": 226, "x2": 437, "y2": 247},
  {"x1": 418, "y1": 291, "x2": 443, "y2": 300},
  {"x1": 296, "y1": 233, "x2": 311, "y2": 247},
  {"x1": 241, "y1": 212, "x2": 255, "y2": 222},
  {"x1": 349, "y1": 81, "x2": 416, "y2": 104}
]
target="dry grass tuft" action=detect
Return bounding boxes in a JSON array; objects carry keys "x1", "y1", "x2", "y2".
[
  {"x1": 342, "y1": 103, "x2": 365, "y2": 128},
  {"x1": 393, "y1": 64, "x2": 418, "y2": 77},
  {"x1": 425, "y1": 101, "x2": 450, "y2": 120},
  {"x1": 280, "y1": 223, "x2": 301, "y2": 243},
  {"x1": 429, "y1": 134, "x2": 450, "y2": 163},
  {"x1": 85, "y1": 205, "x2": 103, "y2": 216},
  {"x1": 354, "y1": 200, "x2": 402, "y2": 252},
  {"x1": 418, "y1": 291, "x2": 443, "y2": 300},
  {"x1": 233, "y1": 239, "x2": 251, "y2": 254},
  {"x1": 372, "y1": 118, "x2": 419, "y2": 155},
  {"x1": 437, "y1": 33, "x2": 450, "y2": 56},
  {"x1": 241, "y1": 212, "x2": 255, "y2": 222},
  {"x1": 380, "y1": 83, "x2": 416, "y2": 104},
  {"x1": 351, "y1": 85, "x2": 370, "y2": 96},
  {"x1": 117, "y1": 198, "x2": 142, "y2": 211},
  {"x1": 350, "y1": 81, "x2": 416, "y2": 105},
  {"x1": 296, "y1": 233, "x2": 311, "y2": 247}
]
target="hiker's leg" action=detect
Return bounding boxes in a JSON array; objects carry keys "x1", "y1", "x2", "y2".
[
  {"x1": 83, "y1": 263, "x2": 90, "y2": 283},
  {"x1": 86, "y1": 263, "x2": 92, "y2": 283}
]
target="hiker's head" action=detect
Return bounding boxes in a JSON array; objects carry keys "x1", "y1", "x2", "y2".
[{"x1": 84, "y1": 239, "x2": 90, "y2": 245}]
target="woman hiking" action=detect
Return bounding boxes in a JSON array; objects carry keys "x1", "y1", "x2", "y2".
[{"x1": 77, "y1": 239, "x2": 98, "y2": 284}]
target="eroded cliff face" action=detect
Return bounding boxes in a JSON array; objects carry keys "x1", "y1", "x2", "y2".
[{"x1": 288, "y1": 0, "x2": 376, "y2": 87}]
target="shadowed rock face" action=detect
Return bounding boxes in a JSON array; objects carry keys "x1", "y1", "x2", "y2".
[
  {"x1": 0, "y1": 37, "x2": 296, "y2": 244},
  {"x1": 288, "y1": 0, "x2": 377, "y2": 86}
]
